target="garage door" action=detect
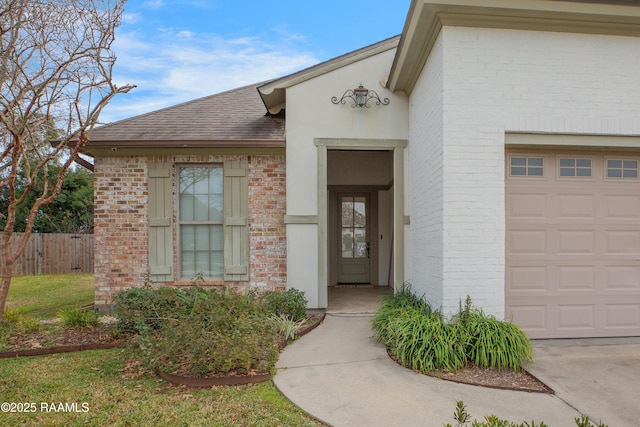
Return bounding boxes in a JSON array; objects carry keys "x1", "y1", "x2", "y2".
[{"x1": 506, "y1": 150, "x2": 640, "y2": 339}]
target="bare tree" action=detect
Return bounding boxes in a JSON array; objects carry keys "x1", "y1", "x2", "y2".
[{"x1": 0, "y1": 0, "x2": 134, "y2": 320}]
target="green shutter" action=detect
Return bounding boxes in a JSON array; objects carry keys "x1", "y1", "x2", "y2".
[
  {"x1": 224, "y1": 160, "x2": 249, "y2": 281},
  {"x1": 148, "y1": 162, "x2": 174, "y2": 282}
]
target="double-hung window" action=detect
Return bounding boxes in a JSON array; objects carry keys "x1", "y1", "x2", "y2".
[{"x1": 178, "y1": 166, "x2": 224, "y2": 278}]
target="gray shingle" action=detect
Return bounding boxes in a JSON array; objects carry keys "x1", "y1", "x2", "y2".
[{"x1": 87, "y1": 82, "x2": 284, "y2": 147}]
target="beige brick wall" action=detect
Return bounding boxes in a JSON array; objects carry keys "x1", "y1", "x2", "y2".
[{"x1": 94, "y1": 153, "x2": 287, "y2": 309}]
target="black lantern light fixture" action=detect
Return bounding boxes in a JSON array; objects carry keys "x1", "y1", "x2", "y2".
[{"x1": 331, "y1": 83, "x2": 390, "y2": 108}]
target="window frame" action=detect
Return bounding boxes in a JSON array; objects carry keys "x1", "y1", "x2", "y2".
[
  {"x1": 605, "y1": 157, "x2": 640, "y2": 181},
  {"x1": 508, "y1": 155, "x2": 545, "y2": 178},
  {"x1": 176, "y1": 164, "x2": 225, "y2": 280},
  {"x1": 556, "y1": 156, "x2": 594, "y2": 180}
]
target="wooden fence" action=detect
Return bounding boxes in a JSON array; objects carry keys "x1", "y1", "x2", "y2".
[{"x1": 0, "y1": 233, "x2": 94, "y2": 276}]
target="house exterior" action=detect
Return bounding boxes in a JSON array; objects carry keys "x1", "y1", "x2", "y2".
[{"x1": 86, "y1": 0, "x2": 640, "y2": 339}]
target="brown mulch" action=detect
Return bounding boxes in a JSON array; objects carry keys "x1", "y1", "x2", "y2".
[
  {"x1": 428, "y1": 364, "x2": 553, "y2": 394},
  {"x1": 1, "y1": 322, "x2": 127, "y2": 353}
]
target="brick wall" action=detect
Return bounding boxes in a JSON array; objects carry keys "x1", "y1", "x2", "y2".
[
  {"x1": 93, "y1": 153, "x2": 287, "y2": 309},
  {"x1": 410, "y1": 27, "x2": 640, "y2": 318}
]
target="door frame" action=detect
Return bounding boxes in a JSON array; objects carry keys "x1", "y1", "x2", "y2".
[{"x1": 315, "y1": 138, "x2": 407, "y2": 308}]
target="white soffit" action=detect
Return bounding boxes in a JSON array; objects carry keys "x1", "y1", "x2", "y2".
[{"x1": 388, "y1": 0, "x2": 640, "y2": 94}]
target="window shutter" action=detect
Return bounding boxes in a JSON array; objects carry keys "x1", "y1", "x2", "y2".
[
  {"x1": 224, "y1": 160, "x2": 249, "y2": 281},
  {"x1": 148, "y1": 162, "x2": 174, "y2": 282}
]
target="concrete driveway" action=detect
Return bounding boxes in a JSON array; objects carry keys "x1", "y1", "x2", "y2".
[{"x1": 529, "y1": 338, "x2": 640, "y2": 427}]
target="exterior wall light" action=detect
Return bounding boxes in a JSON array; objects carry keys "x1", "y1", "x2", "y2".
[{"x1": 331, "y1": 84, "x2": 390, "y2": 108}]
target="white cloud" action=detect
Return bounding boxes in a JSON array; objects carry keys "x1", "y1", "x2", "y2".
[
  {"x1": 142, "y1": 0, "x2": 164, "y2": 10},
  {"x1": 102, "y1": 28, "x2": 320, "y2": 123}
]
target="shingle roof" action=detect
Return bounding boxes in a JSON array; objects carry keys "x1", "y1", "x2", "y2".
[{"x1": 86, "y1": 82, "x2": 284, "y2": 148}]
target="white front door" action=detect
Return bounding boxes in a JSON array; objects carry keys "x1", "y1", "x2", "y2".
[{"x1": 337, "y1": 193, "x2": 371, "y2": 283}]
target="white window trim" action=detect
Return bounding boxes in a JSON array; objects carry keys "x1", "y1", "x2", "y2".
[
  {"x1": 604, "y1": 157, "x2": 640, "y2": 182},
  {"x1": 556, "y1": 155, "x2": 594, "y2": 181},
  {"x1": 508, "y1": 155, "x2": 546, "y2": 179}
]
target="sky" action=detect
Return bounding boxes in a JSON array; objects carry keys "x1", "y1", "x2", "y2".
[{"x1": 101, "y1": 0, "x2": 412, "y2": 124}]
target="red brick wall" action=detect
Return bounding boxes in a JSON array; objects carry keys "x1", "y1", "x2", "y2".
[{"x1": 93, "y1": 153, "x2": 287, "y2": 309}]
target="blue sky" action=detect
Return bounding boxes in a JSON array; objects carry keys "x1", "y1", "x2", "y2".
[{"x1": 102, "y1": 0, "x2": 411, "y2": 123}]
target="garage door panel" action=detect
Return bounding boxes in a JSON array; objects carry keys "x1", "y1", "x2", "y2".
[
  {"x1": 604, "y1": 265, "x2": 640, "y2": 290},
  {"x1": 507, "y1": 193, "x2": 548, "y2": 219},
  {"x1": 604, "y1": 194, "x2": 640, "y2": 219},
  {"x1": 507, "y1": 305, "x2": 547, "y2": 332},
  {"x1": 507, "y1": 229, "x2": 547, "y2": 255},
  {"x1": 604, "y1": 230, "x2": 640, "y2": 255},
  {"x1": 557, "y1": 265, "x2": 595, "y2": 291},
  {"x1": 557, "y1": 230, "x2": 595, "y2": 255},
  {"x1": 605, "y1": 303, "x2": 640, "y2": 329},
  {"x1": 557, "y1": 304, "x2": 596, "y2": 330},
  {"x1": 557, "y1": 194, "x2": 596, "y2": 220},
  {"x1": 507, "y1": 266, "x2": 547, "y2": 292},
  {"x1": 506, "y1": 150, "x2": 640, "y2": 338}
]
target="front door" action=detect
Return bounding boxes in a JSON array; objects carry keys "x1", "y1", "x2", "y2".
[{"x1": 337, "y1": 193, "x2": 371, "y2": 283}]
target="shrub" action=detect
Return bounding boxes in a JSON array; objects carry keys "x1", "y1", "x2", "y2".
[
  {"x1": 58, "y1": 307, "x2": 99, "y2": 328},
  {"x1": 2, "y1": 307, "x2": 41, "y2": 333},
  {"x1": 112, "y1": 285, "x2": 195, "y2": 334},
  {"x1": 445, "y1": 401, "x2": 607, "y2": 427},
  {"x1": 262, "y1": 288, "x2": 307, "y2": 321},
  {"x1": 144, "y1": 289, "x2": 279, "y2": 376}
]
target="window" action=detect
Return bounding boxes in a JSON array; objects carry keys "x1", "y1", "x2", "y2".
[
  {"x1": 178, "y1": 166, "x2": 224, "y2": 278},
  {"x1": 607, "y1": 159, "x2": 638, "y2": 179},
  {"x1": 510, "y1": 157, "x2": 543, "y2": 177},
  {"x1": 559, "y1": 158, "x2": 592, "y2": 177}
]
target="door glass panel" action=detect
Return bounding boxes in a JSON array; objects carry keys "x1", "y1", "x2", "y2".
[
  {"x1": 341, "y1": 195, "x2": 367, "y2": 260},
  {"x1": 341, "y1": 229, "x2": 353, "y2": 258},
  {"x1": 354, "y1": 228, "x2": 367, "y2": 259}
]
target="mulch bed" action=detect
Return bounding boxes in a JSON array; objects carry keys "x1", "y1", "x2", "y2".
[{"x1": 427, "y1": 364, "x2": 553, "y2": 394}]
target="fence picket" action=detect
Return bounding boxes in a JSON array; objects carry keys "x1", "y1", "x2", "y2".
[{"x1": 0, "y1": 233, "x2": 94, "y2": 276}]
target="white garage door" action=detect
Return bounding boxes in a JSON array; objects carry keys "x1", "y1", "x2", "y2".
[{"x1": 506, "y1": 150, "x2": 640, "y2": 339}]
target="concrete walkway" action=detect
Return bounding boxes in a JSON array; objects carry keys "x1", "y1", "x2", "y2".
[{"x1": 275, "y1": 314, "x2": 585, "y2": 427}]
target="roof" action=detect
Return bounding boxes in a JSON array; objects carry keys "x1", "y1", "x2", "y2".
[
  {"x1": 389, "y1": 0, "x2": 640, "y2": 93},
  {"x1": 86, "y1": 82, "x2": 285, "y2": 149},
  {"x1": 258, "y1": 36, "x2": 400, "y2": 114}
]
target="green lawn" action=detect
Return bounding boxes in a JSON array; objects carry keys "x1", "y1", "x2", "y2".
[
  {"x1": 6, "y1": 274, "x2": 94, "y2": 319},
  {"x1": 0, "y1": 348, "x2": 320, "y2": 426}
]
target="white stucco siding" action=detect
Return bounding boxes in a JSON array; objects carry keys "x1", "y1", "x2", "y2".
[
  {"x1": 427, "y1": 26, "x2": 640, "y2": 318},
  {"x1": 285, "y1": 48, "x2": 409, "y2": 308},
  {"x1": 409, "y1": 33, "x2": 445, "y2": 308}
]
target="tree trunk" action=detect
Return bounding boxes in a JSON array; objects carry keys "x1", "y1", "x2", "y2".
[{"x1": 0, "y1": 264, "x2": 13, "y2": 324}]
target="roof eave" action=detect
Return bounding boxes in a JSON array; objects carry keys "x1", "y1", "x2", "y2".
[
  {"x1": 258, "y1": 36, "x2": 401, "y2": 114},
  {"x1": 83, "y1": 139, "x2": 286, "y2": 151},
  {"x1": 388, "y1": 0, "x2": 640, "y2": 94}
]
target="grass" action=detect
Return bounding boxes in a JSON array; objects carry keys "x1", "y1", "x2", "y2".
[
  {"x1": 0, "y1": 275, "x2": 322, "y2": 426},
  {"x1": 6, "y1": 274, "x2": 94, "y2": 319},
  {"x1": 0, "y1": 347, "x2": 321, "y2": 426}
]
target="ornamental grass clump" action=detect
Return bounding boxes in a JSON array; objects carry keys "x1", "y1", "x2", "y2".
[{"x1": 373, "y1": 287, "x2": 534, "y2": 373}]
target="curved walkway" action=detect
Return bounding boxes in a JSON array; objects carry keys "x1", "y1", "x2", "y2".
[{"x1": 275, "y1": 314, "x2": 585, "y2": 427}]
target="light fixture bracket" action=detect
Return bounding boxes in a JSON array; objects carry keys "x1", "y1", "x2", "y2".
[{"x1": 331, "y1": 84, "x2": 390, "y2": 108}]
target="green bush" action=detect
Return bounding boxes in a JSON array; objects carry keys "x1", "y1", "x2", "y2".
[
  {"x1": 2, "y1": 307, "x2": 42, "y2": 333},
  {"x1": 144, "y1": 289, "x2": 279, "y2": 376},
  {"x1": 262, "y1": 288, "x2": 307, "y2": 321},
  {"x1": 270, "y1": 314, "x2": 307, "y2": 342},
  {"x1": 58, "y1": 307, "x2": 98, "y2": 328},
  {"x1": 373, "y1": 288, "x2": 533, "y2": 373},
  {"x1": 445, "y1": 401, "x2": 607, "y2": 427},
  {"x1": 112, "y1": 285, "x2": 195, "y2": 334}
]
